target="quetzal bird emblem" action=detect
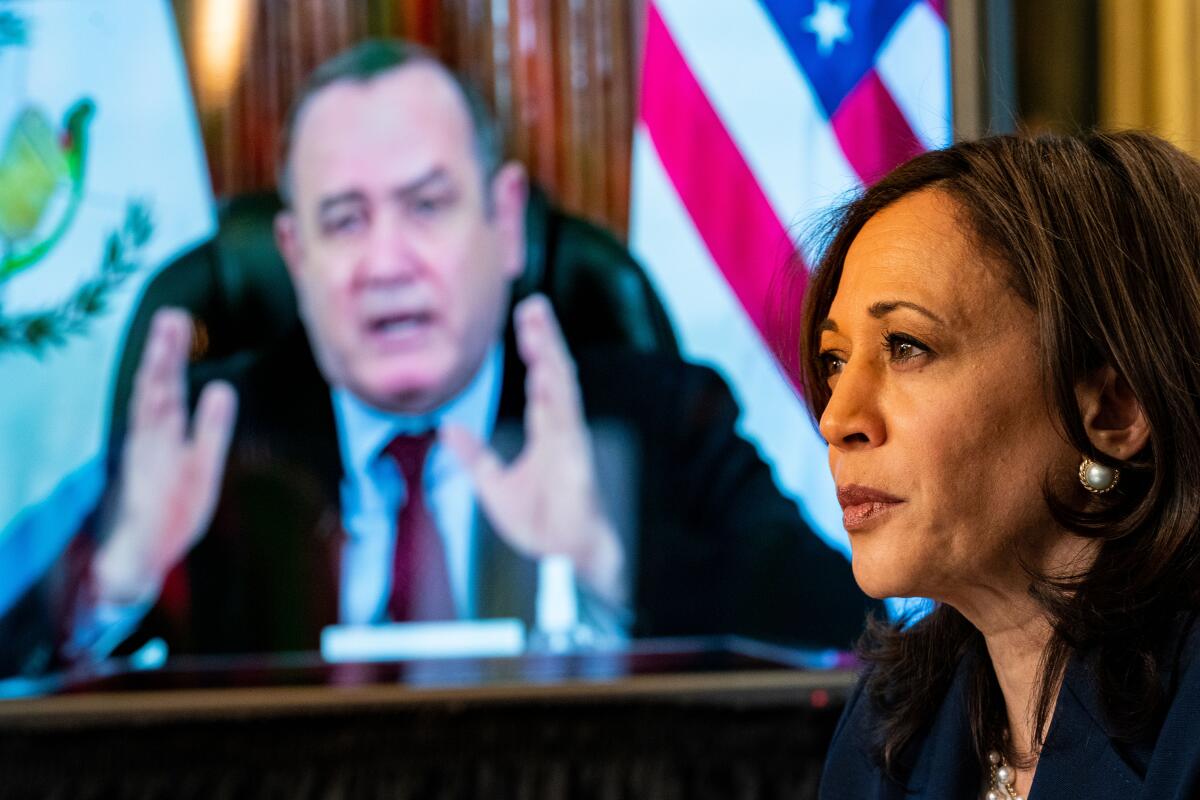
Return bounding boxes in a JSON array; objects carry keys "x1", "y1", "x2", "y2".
[{"x1": 0, "y1": 98, "x2": 94, "y2": 279}]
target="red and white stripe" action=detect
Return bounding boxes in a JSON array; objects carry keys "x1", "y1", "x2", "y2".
[{"x1": 630, "y1": 0, "x2": 950, "y2": 552}]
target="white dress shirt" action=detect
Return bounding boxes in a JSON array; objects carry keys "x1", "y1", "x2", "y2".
[{"x1": 332, "y1": 344, "x2": 503, "y2": 625}]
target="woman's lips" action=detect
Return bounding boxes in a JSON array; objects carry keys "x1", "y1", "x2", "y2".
[{"x1": 836, "y1": 484, "x2": 904, "y2": 532}]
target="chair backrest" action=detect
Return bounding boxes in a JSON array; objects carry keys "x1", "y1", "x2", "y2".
[{"x1": 107, "y1": 185, "x2": 678, "y2": 430}]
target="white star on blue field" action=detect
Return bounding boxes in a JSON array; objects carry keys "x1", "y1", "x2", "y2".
[{"x1": 804, "y1": 0, "x2": 854, "y2": 56}]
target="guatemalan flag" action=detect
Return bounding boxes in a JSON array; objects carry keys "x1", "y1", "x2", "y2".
[
  {"x1": 630, "y1": 1, "x2": 951, "y2": 562},
  {"x1": 0, "y1": 0, "x2": 214, "y2": 617}
]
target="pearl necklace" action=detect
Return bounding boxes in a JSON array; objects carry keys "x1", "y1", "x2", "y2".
[{"x1": 984, "y1": 750, "x2": 1024, "y2": 800}]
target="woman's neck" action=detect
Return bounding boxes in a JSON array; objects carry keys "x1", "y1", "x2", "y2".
[
  {"x1": 949, "y1": 534, "x2": 1096, "y2": 797},
  {"x1": 981, "y1": 609, "x2": 1053, "y2": 755},
  {"x1": 937, "y1": 589, "x2": 1050, "y2": 798}
]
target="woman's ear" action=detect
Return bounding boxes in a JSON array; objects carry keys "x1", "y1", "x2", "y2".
[{"x1": 1076, "y1": 365, "x2": 1151, "y2": 460}]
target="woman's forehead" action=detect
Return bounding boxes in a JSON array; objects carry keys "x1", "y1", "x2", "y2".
[{"x1": 831, "y1": 190, "x2": 1012, "y2": 326}]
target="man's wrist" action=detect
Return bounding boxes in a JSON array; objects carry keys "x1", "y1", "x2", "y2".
[
  {"x1": 571, "y1": 521, "x2": 626, "y2": 608},
  {"x1": 93, "y1": 530, "x2": 164, "y2": 607}
]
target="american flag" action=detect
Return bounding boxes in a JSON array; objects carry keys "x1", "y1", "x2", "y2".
[{"x1": 629, "y1": 0, "x2": 951, "y2": 556}]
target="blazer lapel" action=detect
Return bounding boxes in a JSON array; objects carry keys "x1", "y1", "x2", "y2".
[
  {"x1": 472, "y1": 417, "x2": 538, "y2": 625},
  {"x1": 233, "y1": 325, "x2": 344, "y2": 649},
  {"x1": 898, "y1": 658, "x2": 985, "y2": 799},
  {"x1": 1032, "y1": 656, "x2": 1145, "y2": 797},
  {"x1": 471, "y1": 331, "x2": 539, "y2": 625}
]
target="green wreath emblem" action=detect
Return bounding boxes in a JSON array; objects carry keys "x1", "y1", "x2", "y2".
[
  {"x1": 0, "y1": 200, "x2": 154, "y2": 356},
  {"x1": 0, "y1": 9, "x2": 157, "y2": 357}
]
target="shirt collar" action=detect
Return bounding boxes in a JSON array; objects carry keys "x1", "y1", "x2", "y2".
[{"x1": 331, "y1": 343, "x2": 504, "y2": 480}]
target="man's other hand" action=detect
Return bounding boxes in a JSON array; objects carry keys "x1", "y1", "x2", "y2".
[
  {"x1": 442, "y1": 294, "x2": 625, "y2": 606},
  {"x1": 93, "y1": 308, "x2": 238, "y2": 605}
]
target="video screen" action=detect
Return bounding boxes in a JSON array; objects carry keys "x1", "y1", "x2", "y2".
[{"x1": 0, "y1": 0, "x2": 949, "y2": 694}]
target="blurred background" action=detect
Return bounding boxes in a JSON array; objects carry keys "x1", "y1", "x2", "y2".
[
  {"x1": 4, "y1": 0, "x2": 1197, "y2": 649},
  {"x1": 172, "y1": 0, "x2": 1200, "y2": 238},
  {"x1": 3, "y1": 3, "x2": 1198, "y2": 793},
  {"x1": 160, "y1": 0, "x2": 1200, "y2": 577}
]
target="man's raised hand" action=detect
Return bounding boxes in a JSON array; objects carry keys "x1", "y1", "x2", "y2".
[
  {"x1": 92, "y1": 308, "x2": 238, "y2": 605},
  {"x1": 441, "y1": 295, "x2": 624, "y2": 606}
]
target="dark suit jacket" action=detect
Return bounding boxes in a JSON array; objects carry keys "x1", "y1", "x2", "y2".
[
  {"x1": 1, "y1": 323, "x2": 874, "y2": 671},
  {"x1": 821, "y1": 617, "x2": 1200, "y2": 799}
]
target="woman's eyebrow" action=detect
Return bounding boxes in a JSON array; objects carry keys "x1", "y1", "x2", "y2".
[
  {"x1": 818, "y1": 301, "x2": 946, "y2": 335},
  {"x1": 868, "y1": 300, "x2": 946, "y2": 325}
]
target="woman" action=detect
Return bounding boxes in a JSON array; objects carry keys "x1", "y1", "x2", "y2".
[{"x1": 804, "y1": 132, "x2": 1200, "y2": 799}]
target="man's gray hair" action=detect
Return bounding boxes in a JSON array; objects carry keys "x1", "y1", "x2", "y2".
[{"x1": 276, "y1": 39, "x2": 503, "y2": 206}]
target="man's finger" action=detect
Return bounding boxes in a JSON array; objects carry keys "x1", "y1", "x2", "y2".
[
  {"x1": 515, "y1": 294, "x2": 576, "y2": 384},
  {"x1": 526, "y1": 358, "x2": 580, "y2": 436},
  {"x1": 514, "y1": 295, "x2": 584, "y2": 431},
  {"x1": 189, "y1": 380, "x2": 238, "y2": 517},
  {"x1": 523, "y1": 363, "x2": 552, "y2": 449},
  {"x1": 441, "y1": 423, "x2": 506, "y2": 490},
  {"x1": 131, "y1": 308, "x2": 191, "y2": 434}
]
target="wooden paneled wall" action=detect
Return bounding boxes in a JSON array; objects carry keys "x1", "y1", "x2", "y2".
[{"x1": 173, "y1": 0, "x2": 642, "y2": 236}]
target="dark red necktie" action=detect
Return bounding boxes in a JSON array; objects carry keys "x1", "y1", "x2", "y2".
[{"x1": 385, "y1": 432, "x2": 456, "y2": 621}]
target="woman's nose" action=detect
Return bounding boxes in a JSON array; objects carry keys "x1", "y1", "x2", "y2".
[{"x1": 818, "y1": 361, "x2": 886, "y2": 449}]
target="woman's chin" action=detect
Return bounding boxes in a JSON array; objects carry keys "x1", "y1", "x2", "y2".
[{"x1": 849, "y1": 552, "x2": 923, "y2": 602}]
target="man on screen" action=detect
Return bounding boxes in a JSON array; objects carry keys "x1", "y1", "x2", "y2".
[{"x1": 4, "y1": 40, "x2": 872, "y2": 670}]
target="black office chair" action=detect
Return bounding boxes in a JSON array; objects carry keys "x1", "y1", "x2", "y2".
[{"x1": 107, "y1": 185, "x2": 678, "y2": 432}]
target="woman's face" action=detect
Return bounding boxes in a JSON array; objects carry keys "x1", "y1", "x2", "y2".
[{"x1": 816, "y1": 189, "x2": 1079, "y2": 605}]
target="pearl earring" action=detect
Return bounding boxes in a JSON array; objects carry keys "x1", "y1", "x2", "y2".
[{"x1": 1078, "y1": 457, "x2": 1119, "y2": 494}]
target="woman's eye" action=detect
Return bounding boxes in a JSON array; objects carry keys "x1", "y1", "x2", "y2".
[
  {"x1": 882, "y1": 332, "x2": 931, "y2": 364},
  {"x1": 818, "y1": 351, "x2": 845, "y2": 379}
]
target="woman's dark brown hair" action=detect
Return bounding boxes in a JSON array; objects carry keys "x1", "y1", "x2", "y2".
[{"x1": 797, "y1": 131, "x2": 1200, "y2": 774}]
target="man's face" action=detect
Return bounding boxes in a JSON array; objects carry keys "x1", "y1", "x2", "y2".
[{"x1": 276, "y1": 63, "x2": 526, "y2": 414}]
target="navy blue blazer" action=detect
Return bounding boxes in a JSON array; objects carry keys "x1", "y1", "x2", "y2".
[{"x1": 821, "y1": 622, "x2": 1200, "y2": 799}]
